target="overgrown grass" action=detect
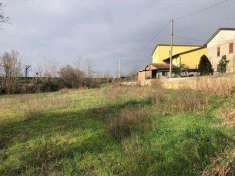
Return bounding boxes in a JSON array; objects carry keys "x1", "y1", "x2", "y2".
[{"x1": 0, "y1": 85, "x2": 234, "y2": 176}]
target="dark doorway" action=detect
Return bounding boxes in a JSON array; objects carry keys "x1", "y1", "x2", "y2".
[{"x1": 152, "y1": 70, "x2": 157, "y2": 79}]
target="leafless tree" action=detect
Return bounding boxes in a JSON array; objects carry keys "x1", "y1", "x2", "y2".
[
  {"x1": 34, "y1": 64, "x2": 44, "y2": 77},
  {"x1": 0, "y1": 50, "x2": 22, "y2": 94},
  {"x1": 58, "y1": 65, "x2": 85, "y2": 88},
  {"x1": 0, "y1": 2, "x2": 9, "y2": 23}
]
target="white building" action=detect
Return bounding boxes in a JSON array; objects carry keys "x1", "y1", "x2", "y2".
[{"x1": 207, "y1": 28, "x2": 235, "y2": 72}]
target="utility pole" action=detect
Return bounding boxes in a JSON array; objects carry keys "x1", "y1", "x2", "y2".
[
  {"x1": 25, "y1": 65, "x2": 31, "y2": 78},
  {"x1": 118, "y1": 58, "x2": 121, "y2": 79},
  {"x1": 169, "y1": 19, "x2": 174, "y2": 78}
]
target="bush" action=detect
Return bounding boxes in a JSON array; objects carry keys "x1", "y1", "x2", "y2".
[
  {"x1": 39, "y1": 78, "x2": 64, "y2": 92},
  {"x1": 58, "y1": 65, "x2": 85, "y2": 88},
  {"x1": 198, "y1": 55, "x2": 214, "y2": 75},
  {"x1": 217, "y1": 55, "x2": 229, "y2": 73}
]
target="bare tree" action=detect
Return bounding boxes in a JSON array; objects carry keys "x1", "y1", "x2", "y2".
[
  {"x1": 0, "y1": 50, "x2": 22, "y2": 94},
  {"x1": 34, "y1": 64, "x2": 44, "y2": 77},
  {"x1": 0, "y1": 3, "x2": 9, "y2": 23},
  {"x1": 58, "y1": 65, "x2": 85, "y2": 88}
]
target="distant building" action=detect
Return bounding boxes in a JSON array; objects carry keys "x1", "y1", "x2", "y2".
[
  {"x1": 138, "y1": 63, "x2": 178, "y2": 82},
  {"x1": 206, "y1": 28, "x2": 235, "y2": 72},
  {"x1": 138, "y1": 28, "x2": 235, "y2": 84},
  {"x1": 138, "y1": 44, "x2": 204, "y2": 83}
]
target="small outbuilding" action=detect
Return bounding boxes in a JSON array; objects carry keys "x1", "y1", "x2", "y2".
[{"x1": 138, "y1": 63, "x2": 177, "y2": 84}]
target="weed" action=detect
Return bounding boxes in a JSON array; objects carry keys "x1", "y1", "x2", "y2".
[
  {"x1": 108, "y1": 107, "x2": 152, "y2": 141},
  {"x1": 217, "y1": 107, "x2": 235, "y2": 128},
  {"x1": 148, "y1": 89, "x2": 208, "y2": 113},
  {"x1": 202, "y1": 149, "x2": 235, "y2": 176},
  {"x1": 21, "y1": 94, "x2": 76, "y2": 119}
]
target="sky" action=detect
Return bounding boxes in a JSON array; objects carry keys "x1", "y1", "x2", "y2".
[{"x1": 0, "y1": 0, "x2": 234, "y2": 76}]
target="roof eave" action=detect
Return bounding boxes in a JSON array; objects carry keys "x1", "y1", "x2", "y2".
[
  {"x1": 163, "y1": 46, "x2": 206, "y2": 62},
  {"x1": 206, "y1": 28, "x2": 235, "y2": 45},
  {"x1": 151, "y1": 43, "x2": 203, "y2": 57}
]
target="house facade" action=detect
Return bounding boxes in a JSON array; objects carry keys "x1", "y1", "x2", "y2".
[
  {"x1": 207, "y1": 28, "x2": 235, "y2": 72},
  {"x1": 152, "y1": 44, "x2": 201, "y2": 64},
  {"x1": 164, "y1": 47, "x2": 207, "y2": 70}
]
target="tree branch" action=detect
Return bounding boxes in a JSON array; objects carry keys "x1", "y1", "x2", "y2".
[{"x1": 0, "y1": 2, "x2": 9, "y2": 23}]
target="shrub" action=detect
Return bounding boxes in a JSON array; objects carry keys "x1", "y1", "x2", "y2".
[
  {"x1": 58, "y1": 65, "x2": 85, "y2": 88},
  {"x1": 198, "y1": 55, "x2": 214, "y2": 76},
  {"x1": 217, "y1": 55, "x2": 229, "y2": 73},
  {"x1": 39, "y1": 78, "x2": 64, "y2": 92}
]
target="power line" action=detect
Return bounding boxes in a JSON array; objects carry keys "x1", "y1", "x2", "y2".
[
  {"x1": 151, "y1": 21, "x2": 171, "y2": 42},
  {"x1": 175, "y1": 34, "x2": 205, "y2": 43},
  {"x1": 150, "y1": 0, "x2": 232, "y2": 52},
  {"x1": 175, "y1": 0, "x2": 232, "y2": 21},
  {"x1": 155, "y1": 21, "x2": 170, "y2": 38}
]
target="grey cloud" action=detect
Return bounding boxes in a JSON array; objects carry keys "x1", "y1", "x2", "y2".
[{"x1": 0, "y1": 0, "x2": 234, "y2": 75}]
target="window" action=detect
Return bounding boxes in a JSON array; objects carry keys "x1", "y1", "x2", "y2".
[
  {"x1": 217, "y1": 47, "x2": 220, "y2": 57},
  {"x1": 229, "y1": 43, "x2": 234, "y2": 54}
]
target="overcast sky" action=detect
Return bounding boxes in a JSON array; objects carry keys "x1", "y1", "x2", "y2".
[{"x1": 0, "y1": 0, "x2": 234, "y2": 75}]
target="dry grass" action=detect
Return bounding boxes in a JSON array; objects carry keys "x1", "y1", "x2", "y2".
[
  {"x1": 149, "y1": 89, "x2": 209, "y2": 113},
  {"x1": 217, "y1": 107, "x2": 235, "y2": 128},
  {"x1": 202, "y1": 149, "x2": 235, "y2": 176},
  {"x1": 105, "y1": 85, "x2": 151, "y2": 102},
  {"x1": 21, "y1": 94, "x2": 76, "y2": 119},
  {"x1": 195, "y1": 76, "x2": 234, "y2": 97},
  {"x1": 108, "y1": 107, "x2": 153, "y2": 141},
  {"x1": 106, "y1": 84, "x2": 208, "y2": 114},
  {"x1": 162, "y1": 75, "x2": 235, "y2": 97}
]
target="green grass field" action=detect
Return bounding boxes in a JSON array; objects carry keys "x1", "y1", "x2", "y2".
[{"x1": 0, "y1": 86, "x2": 234, "y2": 176}]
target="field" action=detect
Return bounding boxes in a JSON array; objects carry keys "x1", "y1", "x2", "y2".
[{"x1": 0, "y1": 85, "x2": 234, "y2": 176}]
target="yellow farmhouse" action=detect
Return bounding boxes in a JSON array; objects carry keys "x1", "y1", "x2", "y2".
[
  {"x1": 152, "y1": 44, "x2": 202, "y2": 64},
  {"x1": 164, "y1": 47, "x2": 207, "y2": 70},
  {"x1": 138, "y1": 44, "x2": 206, "y2": 83},
  {"x1": 138, "y1": 28, "x2": 235, "y2": 84}
]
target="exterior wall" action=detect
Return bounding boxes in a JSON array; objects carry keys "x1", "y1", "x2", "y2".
[
  {"x1": 173, "y1": 48, "x2": 207, "y2": 70},
  {"x1": 207, "y1": 30, "x2": 235, "y2": 72},
  {"x1": 138, "y1": 71, "x2": 152, "y2": 86},
  {"x1": 138, "y1": 71, "x2": 146, "y2": 82},
  {"x1": 152, "y1": 45, "x2": 200, "y2": 64},
  {"x1": 138, "y1": 71, "x2": 152, "y2": 81}
]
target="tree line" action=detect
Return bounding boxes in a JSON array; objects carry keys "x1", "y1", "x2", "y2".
[{"x1": 0, "y1": 50, "x2": 114, "y2": 94}]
